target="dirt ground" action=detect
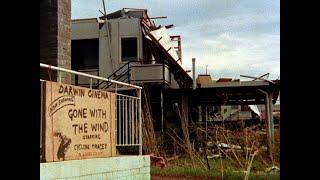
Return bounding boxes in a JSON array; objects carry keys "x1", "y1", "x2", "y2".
[{"x1": 151, "y1": 175, "x2": 217, "y2": 180}]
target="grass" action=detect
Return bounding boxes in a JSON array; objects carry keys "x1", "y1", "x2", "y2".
[
  {"x1": 152, "y1": 124, "x2": 280, "y2": 179},
  {"x1": 151, "y1": 157, "x2": 280, "y2": 180}
]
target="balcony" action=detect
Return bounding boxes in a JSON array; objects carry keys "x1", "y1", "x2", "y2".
[
  {"x1": 95, "y1": 61, "x2": 172, "y2": 90},
  {"x1": 129, "y1": 61, "x2": 170, "y2": 84}
]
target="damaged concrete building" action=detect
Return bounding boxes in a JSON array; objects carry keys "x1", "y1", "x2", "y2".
[
  {"x1": 194, "y1": 74, "x2": 280, "y2": 128},
  {"x1": 71, "y1": 8, "x2": 192, "y2": 132},
  {"x1": 195, "y1": 74, "x2": 258, "y2": 122},
  {"x1": 70, "y1": 8, "x2": 280, "y2": 150}
]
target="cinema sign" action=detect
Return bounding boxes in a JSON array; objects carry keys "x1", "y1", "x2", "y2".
[{"x1": 41, "y1": 81, "x2": 116, "y2": 162}]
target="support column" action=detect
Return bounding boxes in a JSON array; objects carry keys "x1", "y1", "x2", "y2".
[
  {"x1": 198, "y1": 106, "x2": 202, "y2": 122},
  {"x1": 40, "y1": 0, "x2": 71, "y2": 84},
  {"x1": 161, "y1": 89, "x2": 164, "y2": 133},
  {"x1": 264, "y1": 91, "x2": 273, "y2": 160},
  {"x1": 268, "y1": 93, "x2": 274, "y2": 144},
  {"x1": 205, "y1": 106, "x2": 208, "y2": 139},
  {"x1": 259, "y1": 89, "x2": 274, "y2": 160},
  {"x1": 192, "y1": 58, "x2": 196, "y2": 90},
  {"x1": 57, "y1": 0, "x2": 71, "y2": 83}
]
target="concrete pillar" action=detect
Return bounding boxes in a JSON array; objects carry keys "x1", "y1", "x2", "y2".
[
  {"x1": 205, "y1": 106, "x2": 208, "y2": 139},
  {"x1": 161, "y1": 90, "x2": 164, "y2": 133},
  {"x1": 198, "y1": 106, "x2": 202, "y2": 122},
  {"x1": 40, "y1": 0, "x2": 71, "y2": 84},
  {"x1": 264, "y1": 91, "x2": 273, "y2": 160},
  {"x1": 268, "y1": 93, "x2": 274, "y2": 143},
  {"x1": 192, "y1": 58, "x2": 196, "y2": 90},
  {"x1": 57, "y1": 0, "x2": 71, "y2": 83}
]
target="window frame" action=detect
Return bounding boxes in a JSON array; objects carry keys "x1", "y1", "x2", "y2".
[{"x1": 119, "y1": 36, "x2": 139, "y2": 63}]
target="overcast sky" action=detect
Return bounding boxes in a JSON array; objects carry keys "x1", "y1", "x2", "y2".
[{"x1": 72, "y1": 0, "x2": 280, "y2": 80}]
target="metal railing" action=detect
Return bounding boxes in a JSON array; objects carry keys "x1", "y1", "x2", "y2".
[
  {"x1": 98, "y1": 62, "x2": 131, "y2": 89},
  {"x1": 40, "y1": 63, "x2": 143, "y2": 155},
  {"x1": 116, "y1": 94, "x2": 141, "y2": 146},
  {"x1": 99, "y1": 60, "x2": 171, "y2": 89},
  {"x1": 74, "y1": 68, "x2": 99, "y2": 87}
]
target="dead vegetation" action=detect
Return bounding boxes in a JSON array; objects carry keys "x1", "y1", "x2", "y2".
[
  {"x1": 140, "y1": 89, "x2": 279, "y2": 178},
  {"x1": 141, "y1": 86, "x2": 160, "y2": 156},
  {"x1": 149, "y1": 114, "x2": 280, "y2": 179}
]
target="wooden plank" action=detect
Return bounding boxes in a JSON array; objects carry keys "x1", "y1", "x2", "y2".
[{"x1": 43, "y1": 81, "x2": 116, "y2": 162}]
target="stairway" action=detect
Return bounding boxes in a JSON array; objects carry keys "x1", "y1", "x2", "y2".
[{"x1": 98, "y1": 62, "x2": 131, "y2": 90}]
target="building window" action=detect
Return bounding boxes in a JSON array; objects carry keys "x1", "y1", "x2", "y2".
[
  {"x1": 121, "y1": 37, "x2": 138, "y2": 62},
  {"x1": 71, "y1": 39, "x2": 99, "y2": 70}
]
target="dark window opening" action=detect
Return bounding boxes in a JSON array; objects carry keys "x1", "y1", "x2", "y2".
[
  {"x1": 71, "y1": 39, "x2": 99, "y2": 70},
  {"x1": 121, "y1": 37, "x2": 138, "y2": 61}
]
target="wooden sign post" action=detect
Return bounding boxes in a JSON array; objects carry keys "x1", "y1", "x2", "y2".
[{"x1": 42, "y1": 81, "x2": 116, "y2": 162}]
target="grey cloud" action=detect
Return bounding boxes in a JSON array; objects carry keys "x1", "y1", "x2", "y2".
[{"x1": 71, "y1": 0, "x2": 279, "y2": 80}]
